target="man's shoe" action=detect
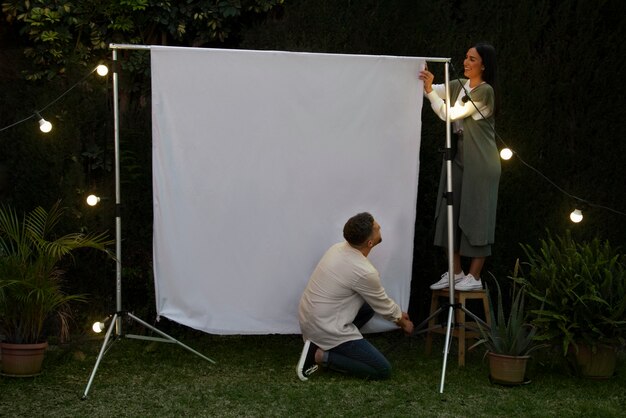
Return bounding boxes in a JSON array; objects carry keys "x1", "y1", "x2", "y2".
[
  {"x1": 430, "y1": 271, "x2": 465, "y2": 290},
  {"x1": 455, "y1": 274, "x2": 483, "y2": 291},
  {"x1": 296, "y1": 340, "x2": 319, "y2": 381}
]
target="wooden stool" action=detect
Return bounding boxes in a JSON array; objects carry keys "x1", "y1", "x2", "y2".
[{"x1": 424, "y1": 288, "x2": 491, "y2": 366}]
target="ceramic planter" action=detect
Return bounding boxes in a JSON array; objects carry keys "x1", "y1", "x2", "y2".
[
  {"x1": 569, "y1": 342, "x2": 617, "y2": 379},
  {"x1": 0, "y1": 342, "x2": 48, "y2": 377},
  {"x1": 487, "y1": 352, "x2": 530, "y2": 385}
]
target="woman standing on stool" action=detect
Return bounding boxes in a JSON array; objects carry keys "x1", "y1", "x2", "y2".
[{"x1": 419, "y1": 43, "x2": 500, "y2": 291}]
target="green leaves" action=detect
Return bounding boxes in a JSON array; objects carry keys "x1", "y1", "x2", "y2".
[
  {"x1": 120, "y1": 0, "x2": 148, "y2": 11},
  {"x1": 2, "y1": 0, "x2": 284, "y2": 80},
  {"x1": 0, "y1": 201, "x2": 113, "y2": 343},
  {"x1": 514, "y1": 230, "x2": 626, "y2": 354},
  {"x1": 472, "y1": 275, "x2": 545, "y2": 357}
]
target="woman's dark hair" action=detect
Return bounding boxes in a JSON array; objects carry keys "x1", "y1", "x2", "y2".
[
  {"x1": 343, "y1": 212, "x2": 374, "y2": 246},
  {"x1": 474, "y1": 42, "x2": 497, "y2": 89}
]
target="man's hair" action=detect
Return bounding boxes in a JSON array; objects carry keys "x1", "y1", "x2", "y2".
[{"x1": 343, "y1": 212, "x2": 374, "y2": 246}]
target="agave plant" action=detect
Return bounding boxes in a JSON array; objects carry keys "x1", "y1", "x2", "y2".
[
  {"x1": 0, "y1": 201, "x2": 113, "y2": 344},
  {"x1": 471, "y1": 269, "x2": 545, "y2": 357}
]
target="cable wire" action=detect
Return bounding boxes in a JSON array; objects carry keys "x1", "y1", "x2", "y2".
[
  {"x1": 0, "y1": 66, "x2": 98, "y2": 133},
  {"x1": 447, "y1": 62, "x2": 626, "y2": 218},
  {"x1": 3, "y1": 61, "x2": 625, "y2": 218}
]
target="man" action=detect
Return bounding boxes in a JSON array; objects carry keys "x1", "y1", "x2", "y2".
[{"x1": 296, "y1": 212, "x2": 414, "y2": 381}]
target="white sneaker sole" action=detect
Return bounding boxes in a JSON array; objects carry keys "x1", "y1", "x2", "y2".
[{"x1": 455, "y1": 284, "x2": 482, "y2": 291}]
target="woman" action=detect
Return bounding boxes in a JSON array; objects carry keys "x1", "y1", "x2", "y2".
[{"x1": 418, "y1": 43, "x2": 500, "y2": 291}]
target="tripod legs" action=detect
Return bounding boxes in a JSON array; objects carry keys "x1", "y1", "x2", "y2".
[
  {"x1": 439, "y1": 305, "x2": 455, "y2": 393},
  {"x1": 413, "y1": 290, "x2": 491, "y2": 393},
  {"x1": 82, "y1": 312, "x2": 215, "y2": 399},
  {"x1": 82, "y1": 313, "x2": 120, "y2": 399},
  {"x1": 125, "y1": 312, "x2": 215, "y2": 363}
]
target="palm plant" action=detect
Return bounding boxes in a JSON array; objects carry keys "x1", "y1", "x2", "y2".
[{"x1": 0, "y1": 201, "x2": 113, "y2": 344}]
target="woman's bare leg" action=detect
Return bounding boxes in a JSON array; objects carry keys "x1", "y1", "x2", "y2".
[{"x1": 468, "y1": 257, "x2": 486, "y2": 279}]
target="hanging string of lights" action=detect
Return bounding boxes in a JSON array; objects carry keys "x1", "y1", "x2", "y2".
[
  {"x1": 1, "y1": 60, "x2": 623, "y2": 222},
  {"x1": 0, "y1": 64, "x2": 109, "y2": 134},
  {"x1": 449, "y1": 63, "x2": 626, "y2": 223}
]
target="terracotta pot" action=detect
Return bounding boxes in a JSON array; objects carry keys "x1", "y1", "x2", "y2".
[
  {"x1": 0, "y1": 341, "x2": 48, "y2": 377},
  {"x1": 570, "y1": 342, "x2": 617, "y2": 379},
  {"x1": 487, "y1": 352, "x2": 530, "y2": 385}
]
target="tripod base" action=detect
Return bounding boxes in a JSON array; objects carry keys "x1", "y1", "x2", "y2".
[
  {"x1": 424, "y1": 289, "x2": 490, "y2": 367},
  {"x1": 412, "y1": 288, "x2": 490, "y2": 393},
  {"x1": 82, "y1": 312, "x2": 215, "y2": 399}
]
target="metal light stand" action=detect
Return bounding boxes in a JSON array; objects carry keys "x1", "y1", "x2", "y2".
[
  {"x1": 82, "y1": 45, "x2": 215, "y2": 400},
  {"x1": 412, "y1": 59, "x2": 489, "y2": 393}
]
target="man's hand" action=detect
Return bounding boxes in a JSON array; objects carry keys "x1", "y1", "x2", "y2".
[{"x1": 396, "y1": 312, "x2": 414, "y2": 335}]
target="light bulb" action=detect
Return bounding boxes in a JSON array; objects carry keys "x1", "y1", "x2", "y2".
[
  {"x1": 86, "y1": 194, "x2": 101, "y2": 206},
  {"x1": 96, "y1": 64, "x2": 109, "y2": 76},
  {"x1": 92, "y1": 321, "x2": 106, "y2": 333},
  {"x1": 570, "y1": 209, "x2": 583, "y2": 223},
  {"x1": 38, "y1": 118, "x2": 52, "y2": 133},
  {"x1": 500, "y1": 148, "x2": 513, "y2": 160}
]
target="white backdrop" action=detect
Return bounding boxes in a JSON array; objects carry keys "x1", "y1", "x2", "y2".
[{"x1": 151, "y1": 46, "x2": 425, "y2": 334}]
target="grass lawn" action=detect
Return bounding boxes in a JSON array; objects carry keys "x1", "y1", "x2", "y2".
[{"x1": 1, "y1": 326, "x2": 625, "y2": 417}]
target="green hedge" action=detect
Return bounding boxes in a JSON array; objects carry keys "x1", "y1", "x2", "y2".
[
  {"x1": 1, "y1": 0, "x2": 624, "y2": 324},
  {"x1": 240, "y1": 0, "x2": 626, "y2": 320}
]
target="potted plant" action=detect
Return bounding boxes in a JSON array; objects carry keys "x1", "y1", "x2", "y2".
[
  {"x1": 0, "y1": 201, "x2": 112, "y2": 376},
  {"x1": 514, "y1": 230, "x2": 626, "y2": 379},
  {"x1": 471, "y1": 268, "x2": 546, "y2": 385}
]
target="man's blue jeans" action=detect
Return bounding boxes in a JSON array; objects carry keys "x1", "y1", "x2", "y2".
[{"x1": 324, "y1": 303, "x2": 392, "y2": 379}]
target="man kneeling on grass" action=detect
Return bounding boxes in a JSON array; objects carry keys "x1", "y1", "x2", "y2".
[{"x1": 296, "y1": 212, "x2": 414, "y2": 381}]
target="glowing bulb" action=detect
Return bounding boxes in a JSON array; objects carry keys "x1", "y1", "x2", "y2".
[
  {"x1": 96, "y1": 64, "x2": 109, "y2": 76},
  {"x1": 500, "y1": 148, "x2": 513, "y2": 160},
  {"x1": 38, "y1": 118, "x2": 52, "y2": 133},
  {"x1": 86, "y1": 194, "x2": 101, "y2": 206},
  {"x1": 92, "y1": 321, "x2": 106, "y2": 333},
  {"x1": 570, "y1": 209, "x2": 583, "y2": 223}
]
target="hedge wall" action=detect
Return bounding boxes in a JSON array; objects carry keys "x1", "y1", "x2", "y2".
[
  {"x1": 239, "y1": 0, "x2": 626, "y2": 320},
  {"x1": 1, "y1": 0, "x2": 624, "y2": 323}
]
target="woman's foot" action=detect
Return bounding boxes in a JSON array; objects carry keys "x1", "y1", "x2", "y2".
[
  {"x1": 430, "y1": 271, "x2": 465, "y2": 290},
  {"x1": 455, "y1": 273, "x2": 483, "y2": 291}
]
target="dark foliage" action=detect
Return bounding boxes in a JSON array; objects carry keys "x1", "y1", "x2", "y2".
[
  {"x1": 1, "y1": 0, "x2": 625, "y2": 328},
  {"x1": 239, "y1": 0, "x2": 626, "y2": 322}
]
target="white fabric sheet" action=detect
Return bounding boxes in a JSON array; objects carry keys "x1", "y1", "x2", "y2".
[{"x1": 151, "y1": 46, "x2": 424, "y2": 334}]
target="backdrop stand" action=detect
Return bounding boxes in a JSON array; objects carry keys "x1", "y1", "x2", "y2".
[
  {"x1": 83, "y1": 47, "x2": 468, "y2": 396},
  {"x1": 82, "y1": 45, "x2": 215, "y2": 400},
  {"x1": 411, "y1": 59, "x2": 488, "y2": 393}
]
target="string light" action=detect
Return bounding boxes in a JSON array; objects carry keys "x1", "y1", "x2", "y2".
[
  {"x1": 2, "y1": 60, "x2": 624, "y2": 223},
  {"x1": 96, "y1": 64, "x2": 109, "y2": 76},
  {"x1": 92, "y1": 321, "x2": 106, "y2": 333},
  {"x1": 499, "y1": 147, "x2": 513, "y2": 160},
  {"x1": 0, "y1": 63, "x2": 109, "y2": 134},
  {"x1": 37, "y1": 115, "x2": 52, "y2": 133},
  {"x1": 91, "y1": 314, "x2": 111, "y2": 333},
  {"x1": 448, "y1": 63, "x2": 626, "y2": 222},
  {"x1": 86, "y1": 194, "x2": 101, "y2": 206},
  {"x1": 570, "y1": 209, "x2": 583, "y2": 223},
  {"x1": 92, "y1": 320, "x2": 108, "y2": 333}
]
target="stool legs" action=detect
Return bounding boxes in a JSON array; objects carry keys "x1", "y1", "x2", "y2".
[
  {"x1": 457, "y1": 294, "x2": 467, "y2": 367},
  {"x1": 425, "y1": 289, "x2": 490, "y2": 366}
]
